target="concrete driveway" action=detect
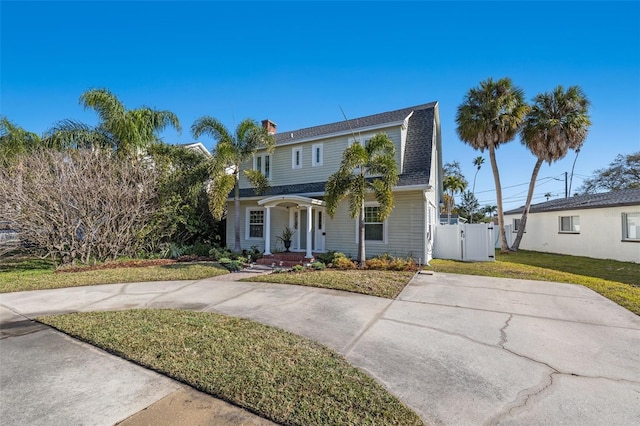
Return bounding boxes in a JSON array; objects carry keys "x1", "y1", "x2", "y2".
[{"x1": 1, "y1": 272, "x2": 639, "y2": 425}]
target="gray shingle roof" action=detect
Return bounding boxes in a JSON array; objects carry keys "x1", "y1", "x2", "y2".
[
  {"x1": 504, "y1": 189, "x2": 640, "y2": 215},
  {"x1": 239, "y1": 102, "x2": 437, "y2": 198},
  {"x1": 273, "y1": 102, "x2": 437, "y2": 144}
]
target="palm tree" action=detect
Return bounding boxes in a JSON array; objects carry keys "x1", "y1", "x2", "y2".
[
  {"x1": 472, "y1": 156, "x2": 484, "y2": 193},
  {"x1": 192, "y1": 117, "x2": 275, "y2": 252},
  {"x1": 443, "y1": 174, "x2": 467, "y2": 224},
  {"x1": 482, "y1": 205, "x2": 498, "y2": 221},
  {"x1": 0, "y1": 117, "x2": 42, "y2": 167},
  {"x1": 46, "y1": 88, "x2": 181, "y2": 156},
  {"x1": 511, "y1": 86, "x2": 590, "y2": 251},
  {"x1": 456, "y1": 77, "x2": 528, "y2": 252},
  {"x1": 325, "y1": 133, "x2": 398, "y2": 266}
]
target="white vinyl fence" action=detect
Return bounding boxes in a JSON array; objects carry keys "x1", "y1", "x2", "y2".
[{"x1": 434, "y1": 223, "x2": 495, "y2": 262}]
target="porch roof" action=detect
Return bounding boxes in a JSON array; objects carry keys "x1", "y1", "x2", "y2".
[{"x1": 257, "y1": 195, "x2": 325, "y2": 208}]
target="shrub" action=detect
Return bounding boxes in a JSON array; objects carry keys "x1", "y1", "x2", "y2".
[
  {"x1": 209, "y1": 247, "x2": 232, "y2": 261},
  {"x1": 316, "y1": 250, "x2": 338, "y2": 265},
  {"x1": 331, "y1": 256, "x2": 356, "y2": 270},
  {"x1": 187, "y1": 242, "x2": 211, "y2": 257},
  {"x1": 249, "y1": 245, "x2": 263, "y2": 261},
  {"x1": 291, "y1": 265, "x2": 305, "y2": 272},
  {"x1": 226, "y1": 260, "x2": 243, "y2": 272},
  {"x1": 365, "y1": 258, "x2": 390, "y2": 270},
  {"x1": 218, "y1": 257, "x2": 231, "y2": 265},
  {"x1": 311, "y1": 261, "x2": 326, "y2": 270},
  {"x1": 389, "y1": 257, "x2": 418, "y2": 271}
]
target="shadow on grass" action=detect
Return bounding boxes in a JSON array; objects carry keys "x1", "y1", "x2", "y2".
[
  {"x1": 0, "y1": 253, "x2": 54, "y2": 273},
  {"x1": 497, "y1": 250, "x2": 640, "y2": 287}
]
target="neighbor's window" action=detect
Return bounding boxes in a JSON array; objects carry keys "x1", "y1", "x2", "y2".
[
  {"x1": 364, "y1": 205, "x2": 384, "y2": 241},
  {"x1": 622, "y1": 212, "x2": 639, "y2": 241},
  {"x1": 513, "y1": 218, "x2": 522, "y2": 232},
  {"x1": 292, "y1": 147, "x2": 302, "y2": 169},
  {"x1": 247, "y1": 209, "x2": 264, "y2": 238},
  {"x1": 312, "y1": 143, "x2": 323, "y2": 167},
  {"x1": 559, "y1": 215, "x2": 580, "y2": 233}
]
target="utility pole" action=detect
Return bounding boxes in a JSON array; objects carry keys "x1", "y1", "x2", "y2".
[{"x1": 565, "y1": 172, "x2": 568, "y2": 198}]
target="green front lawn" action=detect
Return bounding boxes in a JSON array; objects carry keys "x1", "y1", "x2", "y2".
[
  {"x1": 428, "y1": 250, "x2": 640, "y2": 315},
  {"x1": 39, "y1": 310, "x2": 423, "y2": 426},
  {"x1": 241, "y1": 269, "x2": 416, "y2": 299},
  {"x1": 0, "y1": 256, "x2": 228, "y2": 293}
]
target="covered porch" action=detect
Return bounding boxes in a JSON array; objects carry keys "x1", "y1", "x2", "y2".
[{"x1": 257, "y1": 195, "x2": 326, "y2": 258}]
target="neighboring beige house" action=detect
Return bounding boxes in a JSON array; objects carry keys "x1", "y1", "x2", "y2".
[
  {"x1": 225, "y1": 102, "x2": 443, "y2": 262},
  {"x1": 504, "y1": 189, "x2": 640, "y2": 263}
]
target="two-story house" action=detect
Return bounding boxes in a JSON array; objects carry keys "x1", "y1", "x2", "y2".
[{"x1": 227, "y1": 102, "x2": 443, "y2": 263}]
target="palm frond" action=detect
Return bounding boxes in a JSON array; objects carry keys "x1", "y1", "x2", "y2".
[
  {"x1": 208, "y1": 173, "x2": 235, "y2": 220},
  {"x1": 80, "y1": 88, "x2": 125, "y2": 124},
  {"x1": 243, "y1": 169, "x2": 269, "y2": 195},
  {"x1": 191, "y1": 116, "x2": 233, "y2": 144}
]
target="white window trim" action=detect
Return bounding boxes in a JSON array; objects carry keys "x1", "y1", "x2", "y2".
[
  {"x1": 253, "y1": 154, "x2": 271, "y2": 180},
  {"x1": 292, "y1": 147, "x2": 302, "y2": 169},
  {"x1": 622, "y1": 212, "x2": 640, "y2": 242},
  {"x1": 312, "y1": 143, "x2": 323, "y2": 167},
  {"x1": 558, "y1": 215, "x2": 580, "y2": 233},
  {"x1": 245, "y1": 207, "x2": 265, "y2": 240},
  {"x1": 355, "y1": 202, "x2": 388, "y2": 244}
]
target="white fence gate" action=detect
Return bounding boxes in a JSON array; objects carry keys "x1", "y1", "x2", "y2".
[{"x1": 434, "y1": 223, "x2": 495, "y2": 262}]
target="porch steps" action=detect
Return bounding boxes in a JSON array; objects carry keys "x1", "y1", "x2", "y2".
[{"x1": 255, "y1": 252, "x2": 315, "y2": 268}]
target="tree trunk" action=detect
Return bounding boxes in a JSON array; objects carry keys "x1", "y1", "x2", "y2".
[
  {"x1": 233, "y1": 177, "x2": 241, "y2": 252},
  {"x1": 357, "y1": 199, "x2": 365, "y2": 267},
  {"x1": 488, "y1": 147, "x2": 510, "y2": 253},
  {"x1": 511, "y1": 158, "x2": 543, "y2": 251}
]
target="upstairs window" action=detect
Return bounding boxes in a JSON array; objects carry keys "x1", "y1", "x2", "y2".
[
  {"x1": 312, "y1": 143, "x2": 323, "y2": 167},
  {"x1": 292, "y1": 147, "x2": 302, "y2": 169},
  {"x1": 559, "y1": 215, "x2": 580, "y2": 233},
  {"x1": 347, "y1": 136, "x2": 375, "y2": 173},
  {"x1": 254, "y1": 154, "x2": 271, "y2": 179},
  {"x1": 622, "y1": 212, "x2": 639, "y2": 241}
]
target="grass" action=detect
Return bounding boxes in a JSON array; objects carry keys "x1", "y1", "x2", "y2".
[
  {"x1": 0, "y1": 255, "x2": 228, "y2": 293},
  {"x1": 38, "y1": 309, "x2": 423, "y2": 426},
  {"x1": 241, "y1": 269, "x2": 416, "y2": 299},
  {"x1": 428, "y1": 250, "x2": 640, "y2": 315}
]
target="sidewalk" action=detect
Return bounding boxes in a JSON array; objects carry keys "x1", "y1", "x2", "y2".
[{"x1": 2, "y1": 272, "x2": 639, "y2": 425}]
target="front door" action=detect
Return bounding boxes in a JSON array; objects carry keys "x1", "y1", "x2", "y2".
[{"x1": 314, "y1": 208, "x2": 326, "y2": 252}]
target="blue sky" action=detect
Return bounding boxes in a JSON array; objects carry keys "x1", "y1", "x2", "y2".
[{"x1": 2, "y1": 1, "x2": 639, "y2": 210}]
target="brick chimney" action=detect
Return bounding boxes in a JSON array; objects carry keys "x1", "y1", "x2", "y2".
[{"x1": 261, "y1": 119, "x2": 277, "y2": 135}]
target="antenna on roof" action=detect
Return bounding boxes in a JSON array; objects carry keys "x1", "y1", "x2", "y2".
[{"x1": 339, "y1": 105, "x2": 361, "y2": 143}]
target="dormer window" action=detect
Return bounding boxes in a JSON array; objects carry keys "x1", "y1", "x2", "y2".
[
  {"x1": 292, "y1": 147, "x2": 302, "y2": 169},
  {"x1": 254, "y1": 154, "x2": 271, "y2": 179},
  {"x1": 312, "y1": 143, "x2": 323, "y2": 167}
]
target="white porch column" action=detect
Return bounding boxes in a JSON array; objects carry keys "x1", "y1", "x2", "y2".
[
  {"x1": 306, "y1": 205, "x2": 313, "y2": 259},
  {"x1": 264, "y1": 206, "x2": 272, "y2": 255}
]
